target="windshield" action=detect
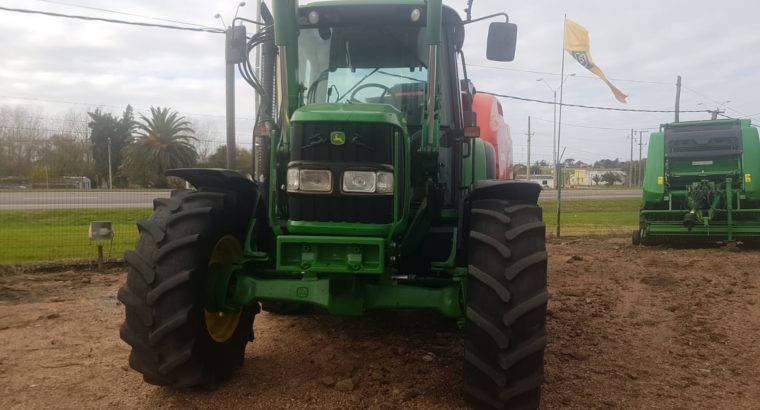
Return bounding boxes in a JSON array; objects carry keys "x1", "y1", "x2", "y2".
[{"x1": 298, "y1": 24, "x2": 451, "y2": 126}]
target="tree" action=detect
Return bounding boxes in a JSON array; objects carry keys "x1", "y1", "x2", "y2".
[
  {"x1": 201, "y1": 145, "x2": 253, "y2": 176},
  {"x1": 594, "y1": 158, "x2": 621, "y2": 168},
  {"x1": 38, "y1": 134, "x2": 93, "y2": 178},
  {"x1": 122, "y1": 107, "x2": 197, "y2": 188},
  {"x1": 592, "y1": 174, "x2": 601, "y2": 186},
  {"x1": 601, "y1": 171, "x2": 622, "y2": 186},
  {"x1": 88, "y1": 106, "x2": 134, "y2": 187}
]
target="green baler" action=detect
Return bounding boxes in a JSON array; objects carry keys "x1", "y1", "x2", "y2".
[
  {"x1": 118, "y1": 1, "x2": 548, "y2": 408},
  {"x1": 635, "y1": 119, "x2": 760, "y2": 245}
]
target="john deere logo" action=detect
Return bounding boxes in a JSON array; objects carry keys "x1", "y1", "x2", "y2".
[{"x1": 330, "y1": 131, "x2": 346, "y2": 145}]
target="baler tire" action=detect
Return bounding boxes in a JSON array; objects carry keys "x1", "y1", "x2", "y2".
[
  {"x1": 261, "y1": 301, "x2": 311, "y2": 315},
  {"x1": 464, "y1": 199, "x2": 548, "y2": 410},
  {"x1": 118, "y1": 189, "x2": 257, "y2": 387},
  {"x1": 632, "y1": 230, "x2": 642, "y2": 246}
]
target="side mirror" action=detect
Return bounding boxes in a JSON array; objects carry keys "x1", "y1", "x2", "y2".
[{"x1": 486, "y1": 22, "x2": 517, "y2": 62}]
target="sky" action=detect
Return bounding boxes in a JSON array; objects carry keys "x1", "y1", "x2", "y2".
[{"x1": 1, "y1": 0, "x2": 759, "y2": 164}]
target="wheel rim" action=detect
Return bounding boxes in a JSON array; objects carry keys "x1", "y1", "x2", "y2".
[{"x1": 204, "y1": 235, "x2": 243, "y2": 343}]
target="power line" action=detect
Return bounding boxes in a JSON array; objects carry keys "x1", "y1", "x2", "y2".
[
  {"x1": 529, "y1": 116, "x2": 657, "y2": 131},
  {"x1": 0, "y1": 95, "x2": 257, "y2": 121},
  {"x1": 467, "y1": 63, "x2": 674, "y2": 85},
  {"x1": 0, "y1": 6, "x2": 224, "y2": 34},
  {"x1": 681, "y1": 85, "x2": 759, "y2": 122},
  {"x1": 33, "y1": 0, "x2": 217, "y2": 29},
  {"x1": 481, "y1": 91, "x2": 709, "y2": 113}
]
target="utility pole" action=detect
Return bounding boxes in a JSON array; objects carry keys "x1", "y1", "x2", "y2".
[
  {"x1": 674, "y1": 75, "x2": 682, "y2": 123},
  {"x1": 107, "y1": 135, "x2": 113, "y2": 189},
  {"x1": 225, "y1": 27, "x2": 237, "y2": 170},
  {"x1": 551, "y1": 90, "x2": 557, "y2": 170},
  {"x1": 629, "y1": 129, "x2": 634, "y2": 188},
  {"x1": 527, "y1": 115, "x2": 533, "y2": 181},
  {"x1": 638, "y1": 130, "x2": 645, "y2": 186}
]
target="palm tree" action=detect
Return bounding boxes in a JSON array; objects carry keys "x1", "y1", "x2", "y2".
[{"x1": 123, "y1": 107, "x2": 197, "y2": 186}]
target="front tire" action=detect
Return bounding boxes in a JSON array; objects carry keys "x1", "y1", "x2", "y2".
[
  {"x1": 118, "y1": 189, "x2": 257, "y2": 387},
  {"x1": 464, "y1": 199, "x2": 548, "y2": 409}
]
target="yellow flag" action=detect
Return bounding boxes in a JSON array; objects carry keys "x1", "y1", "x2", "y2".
[{"x1": 564, "y1": 19, "x2": 628, "y2": 103}]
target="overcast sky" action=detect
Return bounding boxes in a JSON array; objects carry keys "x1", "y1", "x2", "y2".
[{"x1": 1, "y1": 0, "x2": 758, "y2": 163}]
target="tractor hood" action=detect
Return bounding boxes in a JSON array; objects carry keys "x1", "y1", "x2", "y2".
[{"x1": 290, "y1": 103, "x2": 405, "y2": 130}]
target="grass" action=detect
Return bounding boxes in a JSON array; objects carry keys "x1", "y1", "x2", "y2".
[
  {"x1": 0, "y1": 198, "x2": 643, "y2": 264},
  {"x1": 0, "y1": 208, "x2": 152, "y2": 264},
  {"x1": 539, "y1": 198, "x2": 640, "y2": 236}
]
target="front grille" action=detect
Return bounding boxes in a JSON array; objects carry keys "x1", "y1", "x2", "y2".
[
  {"x1": 288, "y1": 121, "x2": 397, "y2": 224},
  {"x1": 291, "y1": 121, "x2": 393, "y2": 164},
  {"x1": 289, "y1": 195, "x2": 393, "y2": 223}
]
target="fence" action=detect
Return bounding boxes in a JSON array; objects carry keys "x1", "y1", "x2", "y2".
[
  {"x1": 0, "y1": 113, "x2": 254, "y2": 265},
  {"x1": 0, "y1": 189, "x2": 169, "y2": 264}
]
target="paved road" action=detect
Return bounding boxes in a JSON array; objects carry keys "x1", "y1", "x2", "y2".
[
  {"x1": 0, "y1": 189, "x2": 640, "y2": 210},
  {"x1": 0, "y1": 191, "x2": 171, "y2": 210}
]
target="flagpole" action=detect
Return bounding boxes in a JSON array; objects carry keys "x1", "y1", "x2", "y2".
[{"x1": 556, "y1": 14, "x2": 567, "y2": 238}]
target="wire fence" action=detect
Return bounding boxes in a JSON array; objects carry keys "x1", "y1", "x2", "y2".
[
  {"x1": 0, "y1": 128, "x2": 252, "y2": 265},
  {"x1": 0, "y1": 191, "x2": 159, "y2": 265}
]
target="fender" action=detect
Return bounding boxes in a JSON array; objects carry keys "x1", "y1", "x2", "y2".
[
  {"x1": 467, "y1": 180, "x2": 541, "y2": 203},
  {"x1": 166, "y1": 168, "x2": 259, "y2": 209},
  {"x1": 458, "y1": 180, "x2": 542, "y2": 264}
]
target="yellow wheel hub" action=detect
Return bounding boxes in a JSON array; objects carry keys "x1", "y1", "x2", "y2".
[{"x1": 204, "y1": 235, "x2": 243, "y2": 343}]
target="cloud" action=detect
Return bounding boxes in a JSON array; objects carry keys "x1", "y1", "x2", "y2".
[{"x1": 1, "y1": 0, "x2": 758, "y2": 162}]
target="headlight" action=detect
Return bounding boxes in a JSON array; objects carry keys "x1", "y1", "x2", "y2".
[
  {"x1": 286, "y1": 168, "x2": 300, "y2": 191},
  {"x1": 287, "y1": 168, "x2": 332, "y2": 193},
  {"x1": 343, "y1": 171, "x2": 376, "y2": 193},
  {"x1": 342, "y1": 170, "x2": 393, "y2": 194},
  {"x1": 376, "y1": 171, "x2": 393, "y2": 193}
]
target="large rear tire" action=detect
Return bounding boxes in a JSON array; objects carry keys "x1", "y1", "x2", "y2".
[
  {"x1": 118, "y1": 189, "x2": 258, "y2": 387},
  {"x1": 464, "y1": 199, "x2": 548, "y2": 409}
]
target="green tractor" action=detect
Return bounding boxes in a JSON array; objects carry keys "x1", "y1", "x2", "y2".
[
  {"x1": 118, "y1": 1, "x2": 547, "y2": 408},
  {"x1": 635, "y1": 118, "x2": 760, "y2": 245}
]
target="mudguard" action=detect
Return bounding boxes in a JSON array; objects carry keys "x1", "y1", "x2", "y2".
[
  {"x1": 166, "y1": 168, "x2": 259, "y2": 207},
  {"x1": 466, "y1": 180, "x2": 541, "y2": 203}
]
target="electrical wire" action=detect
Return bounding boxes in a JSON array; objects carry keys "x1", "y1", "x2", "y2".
[
  {"x1": 32, "y1": 0, "x2": 217, "y2": 29},
  {"x1": 529, "y1": 116, "x2": 657, "y2": 131},
  {"x1": 0, "y1": 95, "x2": 257, "y2": 120},
  {"x1": 467, "y1": 63, "x2": 675, "y2": 85},
  {"x1": 0, "y1": 6, "x2": 224, "y2": 34},
  {"x1": 481, "y1": 91, "x2": 710, "y2": 114}
]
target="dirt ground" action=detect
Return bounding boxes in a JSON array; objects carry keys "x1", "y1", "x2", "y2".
[{"x1": 1, "y1": 236, "x2": 759, "y2": 409}]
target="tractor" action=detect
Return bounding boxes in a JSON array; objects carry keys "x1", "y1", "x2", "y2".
[
  {"x1": 118, "y1": 1, "x2": 547, "y2": 408},
  {"x1": 635, "y1": 118, "x2": 760, "y2": 245}
]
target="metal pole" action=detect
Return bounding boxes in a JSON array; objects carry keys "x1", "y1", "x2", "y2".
[
  {"x1": 225, "y1": 27, "x2": 237, "y2": 170},
  {"x1": 638, "y1": 131, "x2": 644, "y2": 186},
  {"x1": 629, "y1": 129, "x2": 634, "y2": 188},
  {"x1": 674, "y1": 75, "x2": 682, "y2": 123},
  {"x1": 97, "y1": 244, "x2": 104, "y2": 272},
  {"x1": 107, "y1": 136, "x2": 113, "y2": 189},
  {"x1": 552, "y1": 90, "x2": 557, "y2": 169},
  {"x1": 527, "y1": 115, "x2": 531, "y2": 182},
  {"x1": 556, "y1": 15, "x2": 567, "y2": 238}
]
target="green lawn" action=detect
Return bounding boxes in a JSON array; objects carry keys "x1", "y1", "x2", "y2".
[
  {"x1": 540, "y1": 198, "x2": 640, "y2": 236},
  {"x1": 0, "y1": 198, "x2": 642, "y2": 264},
  {"x1": 0, "y1": 209, "x2": 151, "y2": 264}
]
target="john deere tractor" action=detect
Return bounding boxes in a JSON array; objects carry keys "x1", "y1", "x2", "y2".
[
  {"x1": 635, "y1": 119, "x2": 760, "y2": 245},
  {"x1": 119, "y1": 1, "x2": 547, "y2": 408}
]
